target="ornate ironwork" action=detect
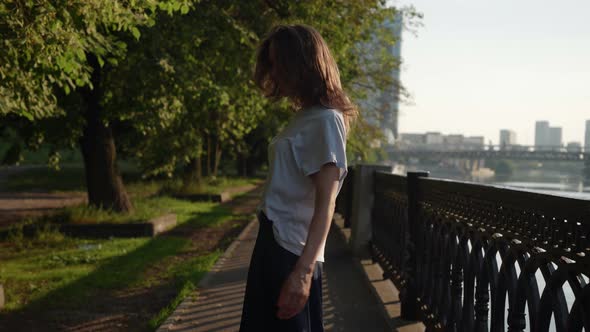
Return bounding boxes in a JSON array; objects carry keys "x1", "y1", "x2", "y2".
[{"x1": 359, "y1": 170, "x2": 590, "y2": 331}]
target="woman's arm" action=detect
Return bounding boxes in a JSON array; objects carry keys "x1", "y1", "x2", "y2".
[{"x1": 276, "y1": 162, "x2": 341, "y2": 319}]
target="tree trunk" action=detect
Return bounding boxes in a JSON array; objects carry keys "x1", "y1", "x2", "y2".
[
  {"x1": 206, "y1": 135, "x2": 211, "y2": 177},
  {"x1": 236, "y1": 152, "x2": 247, "y2": 177},
  {"x1": 213, "y1": 138, "x2": 222, "y2": 177},
  {"x1": 182, "y1": 157, "x2": 202, "y2": 188},
  {"x1": 79, "y1": 54, "x2": 133, "y2": 213},
  {"x1": 245, "y1": 153, "x2": 258, "y2": 177}
]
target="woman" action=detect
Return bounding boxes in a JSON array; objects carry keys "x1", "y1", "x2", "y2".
[{"x1": 240, "y1": 24, "x2": 356, "y2": 332}]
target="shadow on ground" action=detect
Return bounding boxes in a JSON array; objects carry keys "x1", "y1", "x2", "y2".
[{"x1": 0, "y1": 189, "x2": 261, "y2": 332}]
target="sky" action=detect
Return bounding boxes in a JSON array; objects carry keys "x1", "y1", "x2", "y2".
[{"x1": 389, "y1": 0, "x2": 590, "y2": 145}]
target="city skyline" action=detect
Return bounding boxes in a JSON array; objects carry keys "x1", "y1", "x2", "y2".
[
  {"x1": 389, "y1": 0, "x2": 590, "y2": 145},
  {"x1": 401, "y1": 119, "x2": 588, "y2": 148}
]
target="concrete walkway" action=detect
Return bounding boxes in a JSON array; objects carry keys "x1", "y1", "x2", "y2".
[{"x1": 157, "y1": 219, "x2": 395, "y2": 332}]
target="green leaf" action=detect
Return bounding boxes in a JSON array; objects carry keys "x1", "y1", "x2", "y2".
[
  {"x1": 131, "y1": 27, "x2": 141, "y2": 40},
  {"x1": 180, "y1": 4, "x2": 189, "y2": 14},
  {"x1": 75, "y1": 48, "x2": 86, "y2": 61},
  {"x1": 21, "y1": 110, "x2": 34, "y2": 121}
]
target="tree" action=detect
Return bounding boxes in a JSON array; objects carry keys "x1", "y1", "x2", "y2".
[
  {"x1": 1, "y1": 0, "x2": 419, "y2": 206},
  {"x1": 0, "y1": 0, "x2": 194, "y2": 212},
  {"x1": 104, "y1": 3, "x2": 269, "y2": 185},
  {"x1": 115, "y1": 0, "x2": 415, "y2": 181}
]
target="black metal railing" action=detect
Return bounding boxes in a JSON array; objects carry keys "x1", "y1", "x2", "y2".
[{"x1": 341, "y1": 168, "x2": 590, "y2": 331}]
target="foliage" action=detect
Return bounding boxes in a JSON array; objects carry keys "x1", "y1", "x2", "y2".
[
  {"x1": 106, "y1": 4, "x2": 269, "y2": 178},
  {"x1": 0, "y1": 0, "x2": 194, "y2": 120},
  {"x1": 1, "y1": 0, "x2": 421, "y2": 183},
  {"x1": 488, "y1": 159, "x2": 514, "y2": 176}
]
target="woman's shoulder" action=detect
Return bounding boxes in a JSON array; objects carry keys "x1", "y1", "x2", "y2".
[
  {"x1": 292, "y1": 108, "x2": 345, "y2": 140},
  {"x1": 299, "y1": 106, "x2": 344, "y2": 123}
]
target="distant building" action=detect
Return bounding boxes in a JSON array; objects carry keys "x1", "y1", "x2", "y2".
[
  {"x1": 398, "y1": 132, "x2": 485, "y2": 150},
  {"x1": 548, "y1": 126, "x2": 563, "y2": 148},
  {"x1": 464, "y1": 136, "x2": 485, "y2": 149},
  {"x1": 535, "y1": 121, "x2": 550, "y2": 149},
  {"x1": 425, "y1": 132, "x2": 444, "y2": 145},
  {"x1": 399, "y1": 133, "x2": 426, "y2": 145},
  {"x1": 444, "y1": 134, "x2": 464, "y2": 147},
  {"x1": 566, "y1": 142, "x2": 582, "y2": 153},
  {"x1": 499, "y1": 130, "x2": 517, "y2": 148},
  {"x1": 535, "y1": 121, "x2": 562, "y2": 150},
  {"x1": 358, "y1": 12, "x2": 403, "y2": 145},
  {"x1": 585, "y1": 120, "x2": 590, "y2": 152}
]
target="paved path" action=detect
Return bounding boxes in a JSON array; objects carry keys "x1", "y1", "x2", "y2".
[{"x1": 157, "y1": 219, "x2": 393, "y2": 332}]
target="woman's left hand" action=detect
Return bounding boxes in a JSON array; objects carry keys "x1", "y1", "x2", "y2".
[{"x1": 276, "y1": 266, "x2": 313, "y2": 319}]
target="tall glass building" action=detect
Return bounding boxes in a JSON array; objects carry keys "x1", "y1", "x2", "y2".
[
  {"x1": 585, "y1": 119, "x2": 590, "y2": 152},
  {"x1": 357, "y1": 11, "x2": 403, "y2": 146}
]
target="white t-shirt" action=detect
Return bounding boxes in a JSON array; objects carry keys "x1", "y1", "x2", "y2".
[{"x1": 258, "y1": 105, "x2": 348, "y2": 262}]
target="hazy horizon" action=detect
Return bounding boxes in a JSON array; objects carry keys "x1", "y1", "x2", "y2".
[{"x1": 390, "y1": 0, "x2": 590, "y2": 146}]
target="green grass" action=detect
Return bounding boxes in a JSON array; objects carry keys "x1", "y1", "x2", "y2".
[
  {"x1": 0, "y1": 197, "x2": 237, "y2": 313},
  {"x1": 0, "y1": 233, "x2": 151, "y2": 310},
  {"x1": 2, "y1": 163, "x2": 259, "y2": 197},
  {"x1": 1, "y1": 163, "x2": 258, "y2": 226},
  {"x1": 159, "y1": 176, "x2": 260, "y2": 196},
  {"x1": 23, "y1": 195, "x2": 232, "y2": 227},
  {"x1": 148, "y1": 282, "x2": 197, "y2": 330},
  {"x1": 45, "y1": 196, "x2": 176, "y2": 225},
  {"x1": 0, "y1": 161, "x2": 258, "y2": 328}
]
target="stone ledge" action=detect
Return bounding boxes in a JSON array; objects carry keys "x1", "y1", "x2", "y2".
[
  {"x1": 0, "y1": 213, "x2": 177, "y2": 239},
  {"x1": 170, "y1": 192, "x2": 229, "y2": 203}
]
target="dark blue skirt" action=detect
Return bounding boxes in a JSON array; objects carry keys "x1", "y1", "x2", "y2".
[{"x1": 239, "y1": 211, "x2": 324, "y2": 332}]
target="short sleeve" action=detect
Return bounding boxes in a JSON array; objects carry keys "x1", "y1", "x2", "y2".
[{"x1": 291, "y1": 111, "x2": 348, "y2": 180}]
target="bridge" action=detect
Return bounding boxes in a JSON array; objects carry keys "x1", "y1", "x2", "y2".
[
  {"x1": 387, "y1": 145, "x2": 589, "y2": 162},
  {"x1": 386, "y1": 145, "x2": 590, "y2": 178}
]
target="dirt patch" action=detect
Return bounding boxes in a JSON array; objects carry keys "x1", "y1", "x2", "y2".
[{"x1": 0, "y1": 186, "x2": 262, "y2": 332}]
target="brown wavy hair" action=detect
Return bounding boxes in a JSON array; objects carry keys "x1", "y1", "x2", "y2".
[{"x1": 254, "y1": 24, "x2": 357, "y2": 131}]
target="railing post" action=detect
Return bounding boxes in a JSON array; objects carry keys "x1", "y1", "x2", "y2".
[
  {"x1": 401, "y1": 171, "x2": 429, "y2": 321},
  {"x1": 349, "y1": 164, "x2": 393, "y2": 257}
]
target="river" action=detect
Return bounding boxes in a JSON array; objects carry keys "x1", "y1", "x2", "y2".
[
  {"x1": 400, "y1": 163, "x2": 590, "y2": 201},
  {"x1": 478, "y1": 169, "x2": 590, "y2": 200}
]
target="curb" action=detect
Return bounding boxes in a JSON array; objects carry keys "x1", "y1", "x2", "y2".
[
  {"x1": 0, "y1": 213, "x2": 177, "y2": 239},
  {"x1": 170, "y1": 193, "x2": 229, "y2": 203},
  {"x1": 197, "y1": 217, "x2": 257, "y2": 289},
  {"x1": 156, "y1": 217, "x2": 257, "y2": 332}
]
